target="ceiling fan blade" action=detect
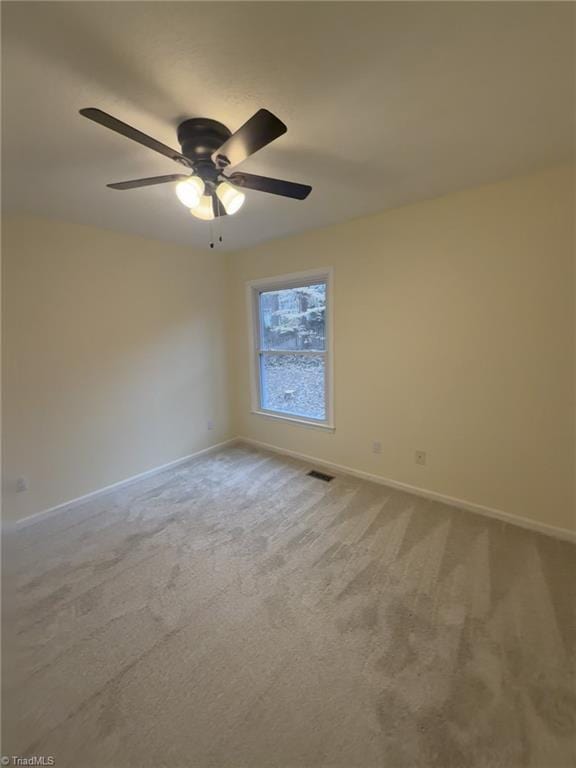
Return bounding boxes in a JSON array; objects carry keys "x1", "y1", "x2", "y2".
[
  {"x1": 80, "y1": 108, "x2": 190, "y2": 166},
  {"x1": 212, "y1": 109, "x2": 287, "y2": 169},
  {"x1": 107, "y1": 174, "x2": 189, "y2": 190},
  {"x1": 227, "y1": 172, "x2": 312, "y2": 200}
]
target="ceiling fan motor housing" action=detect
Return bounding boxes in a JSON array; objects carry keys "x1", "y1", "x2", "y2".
[{"x1": 177, "y1": 118, "x2": 231, "y2": 166}]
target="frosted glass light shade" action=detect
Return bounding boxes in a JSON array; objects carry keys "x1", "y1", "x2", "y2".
[
  {"x1": 190, "y1": 195, "x2": 215, "y2": 221},
  {"x1": 216, "y1": 181, "x2": 245, "y2": 215},
  {"x1": 175, "y1": 176, "x2": 204, "y2": 208}
]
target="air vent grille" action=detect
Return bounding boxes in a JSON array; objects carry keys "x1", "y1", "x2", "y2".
[{"x1": 307, "y1": 470, "x2": 334, "y2": 482}]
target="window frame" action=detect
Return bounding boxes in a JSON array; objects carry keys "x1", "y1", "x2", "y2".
[{"x1": 246, "y1": 268, "x2": 334, "y2": 430}]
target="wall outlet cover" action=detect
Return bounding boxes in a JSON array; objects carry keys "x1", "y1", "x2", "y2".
[
  {"x1": 415, "y1": 451, "x2": 427, "y2": 466},
  {"x1": 16, "y1": 476, "x2": 29, "y2": 492}
]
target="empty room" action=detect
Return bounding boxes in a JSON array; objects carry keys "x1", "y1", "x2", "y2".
[{"x1": 1, "y1": 2, "x2": 574, "y2": 767}]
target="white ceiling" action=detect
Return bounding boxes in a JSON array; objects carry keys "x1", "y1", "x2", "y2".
[{"x1": 2, "y1": 2, "x2": 574, "y2": 251}]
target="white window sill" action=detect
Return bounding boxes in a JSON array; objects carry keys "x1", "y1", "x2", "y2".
[{"x1": 251, "y1": 409, "x2": 335, "y2": 432}]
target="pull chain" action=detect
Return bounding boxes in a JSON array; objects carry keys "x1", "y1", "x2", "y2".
[
  {"x1": 215, "y1": 196, "x2": 224, "y2": 246},
  {"x1": 209, "y1": 196, "x2": 224, "y2": 249}
]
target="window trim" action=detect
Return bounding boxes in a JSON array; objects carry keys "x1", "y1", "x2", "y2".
[{"x1": 246, "y1": 268, "x2": 334, "y2": 430}]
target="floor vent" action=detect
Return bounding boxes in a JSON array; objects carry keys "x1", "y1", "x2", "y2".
[{"x1": 307, "y1": 470, "x2": 334, "y2": 482}]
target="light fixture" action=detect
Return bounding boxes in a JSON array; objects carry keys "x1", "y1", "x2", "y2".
[
  {"x1": 216, "y1": 181, "x2": 245, "y2": 215},
  {"x1": 175, "y1": 175, "x2": 204, "y2": 208},
  {"x1": 190, "y1": 195, "x2": 215, "y2": 221}
]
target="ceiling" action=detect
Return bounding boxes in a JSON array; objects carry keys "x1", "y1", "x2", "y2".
[{"x1": 2, "y1": 2, "x2": 574, "y2": 252}]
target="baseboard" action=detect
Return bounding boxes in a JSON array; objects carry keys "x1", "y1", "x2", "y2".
[
  {"x1": 238, "y1": 436, "x2": 576, "y2": 544},
  {"x1": 4, "y1": 438, "x2": 240, "y2": 532},
  {"x1": 6, "y1": 435, "x2": 574, "y2": 544}
]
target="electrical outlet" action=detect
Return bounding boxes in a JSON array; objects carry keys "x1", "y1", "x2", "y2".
[
  {"x1": 207, "y1": 419, "x2": 214, "y2": 431},
  {"x1": 372, "y1": 441, "x2": 382, "y2": 454},
  {"x1": 415, "y1": 451, "x2": 426, "y2": 466},
  {"x1": 16, "y1": 476, "x2": 29, "y2": 492}
]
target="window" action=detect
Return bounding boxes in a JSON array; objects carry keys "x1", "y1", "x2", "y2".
[{"x1": 248, "y1": 269, "x2": 333, "y2": 428}]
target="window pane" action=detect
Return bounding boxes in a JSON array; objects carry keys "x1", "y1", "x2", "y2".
[
  {"x1": 259, "y1": 283, "x2": 326, "y2": 351},
  {"x1": 260, "y1": 354, "x2": 326, "y2": 420}
]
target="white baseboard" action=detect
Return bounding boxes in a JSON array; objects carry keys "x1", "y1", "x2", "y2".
[
  {"x1": 238, "y1": 437, "x2": 576, "y2": 544},
  {"x1": 6, "y1": 435, "x2": 574, "y2": 544},
  {"x1": 4, "y1": 438, "x2": 239, "y2": 532}
]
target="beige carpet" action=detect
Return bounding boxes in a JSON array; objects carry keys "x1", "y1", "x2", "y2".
[{"x1": 2, "y1": 444, "x2": 575, "y2": 767}]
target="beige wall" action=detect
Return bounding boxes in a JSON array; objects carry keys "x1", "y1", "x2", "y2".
[
  {"x1": 2, "y1": 216, "x2": 231, "y2": 523},
  {"x1": 228, "y1": 167, "x2": 575, "y2": 532},
  {"x1": 3, "y1": 168, "x2": 574, "y2": 532}
]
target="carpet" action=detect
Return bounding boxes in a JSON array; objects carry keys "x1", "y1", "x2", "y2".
[{"x1": 2, "y1": 444, "x2": 575, "y2": 767}]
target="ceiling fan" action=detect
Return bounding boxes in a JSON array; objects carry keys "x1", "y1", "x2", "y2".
[{"x1": 79, "y1": 107, "x2": 312, "y2": 220}]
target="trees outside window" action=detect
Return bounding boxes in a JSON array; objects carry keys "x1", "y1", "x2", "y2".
[{"x1": 248, "y1": 271, "x2": 333, "y2": 427}]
